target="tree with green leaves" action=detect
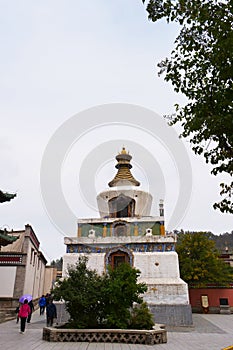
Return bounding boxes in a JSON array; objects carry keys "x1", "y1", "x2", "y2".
[
  {"x1": 102, "y1": 262, "x2": 149, "y2": 329},
  {"x1": 53, "y1": 256, "x2": 105, "y2": 328},
  {"x1": 176, "y1": 231, "x2": 233, "y2": 287},
  {"x1": 142, "y1": 0, "x2": 233, "y2": 213},
  {"x1": 53, "y1": 256, "x2": 154, "y2": 329},
  {"x1": 129, "y1": 301, "x2": 155, "y2": 330}
]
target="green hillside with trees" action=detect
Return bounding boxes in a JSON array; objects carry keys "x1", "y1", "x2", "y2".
[{"x1": 174, "y1": 230, "x2": 233, "y2": 253}]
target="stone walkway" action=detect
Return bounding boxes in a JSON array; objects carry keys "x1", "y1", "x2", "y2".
[{"x1": 1, "y1": 309, "x2": 233, "y2": 350}]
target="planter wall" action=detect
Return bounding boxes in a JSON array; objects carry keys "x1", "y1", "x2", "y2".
[{"x1": 43, "y1": 327, "x2": 167, "y2": 345}]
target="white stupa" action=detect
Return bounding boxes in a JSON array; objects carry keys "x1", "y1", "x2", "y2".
[{"x1": 62, "y1": 147, "x2": 192, "y2": 325}]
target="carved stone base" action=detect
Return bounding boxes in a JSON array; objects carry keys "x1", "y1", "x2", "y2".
[{"x1": 42, "y1": 327, "x2": 167, "y2": 345}]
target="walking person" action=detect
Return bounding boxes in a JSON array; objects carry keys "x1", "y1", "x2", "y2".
[
  {"x1": 27, "y1": 300, "x2": 34, "y2": 323},
  {"x1": 18, "y1": 299, "x2": 31, "y2": 334},
  {"x1": 15, "y1": 304, "x2": 20, "y2": 323},
  {"x1": 38, "y1": 295, "x2": 46, "y2": 315},
  {"x1": 45, "y1": 293, "x2": 51, "y2": 306},
  {"x1": 46, "y1": 299, "x2": 57, "y2": 327}
]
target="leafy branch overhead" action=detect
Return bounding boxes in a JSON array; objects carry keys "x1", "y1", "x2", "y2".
[{"x1": 142, "y1": 0, "x2": 233, "y2": 213}]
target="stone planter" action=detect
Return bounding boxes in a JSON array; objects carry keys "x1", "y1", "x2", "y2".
[{"x1": 42, "y1": 326, "x2": 167, "y2": 345}]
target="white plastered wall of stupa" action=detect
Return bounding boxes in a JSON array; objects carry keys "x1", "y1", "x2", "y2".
[
  {"x1": 97, "y1": 187, "x2": 153, "y2": 218},
  {"x1": 62, "y1": 147, "x2": 193, "y2": 326}
]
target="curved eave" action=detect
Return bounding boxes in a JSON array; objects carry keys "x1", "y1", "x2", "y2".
[
  {"x1": 0, "y1": 231, "x2": 19, "y2": 246},
  {"x1": 0, "y1": 190, "x2": 17, "y2": 203}
]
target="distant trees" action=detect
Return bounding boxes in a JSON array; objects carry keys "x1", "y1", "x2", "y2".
[
  {"x1": 50, "y1": 257, "x2": 63, "y2": 270},
  {"x1": 142, "y1": 0, "x2": 233, "y2": 213},
  {"x1": 175, "y1": 229, "x2": 233, "y2": 252},
  {"x1": 176, "y1": 231, "x2": 233, "y2": 287},
  {"x1": 52, "y1": 256, "x2": 154, "y2": 329},
  {"x1": 210, "y1": 231, "x2": 233, "y2": 252}
]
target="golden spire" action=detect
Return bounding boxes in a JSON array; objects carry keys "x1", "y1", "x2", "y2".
[
  {"x1": 108, "y1": 147, "x2": 140, "y2": 187},
  {"x1": 120, "y1": 147, "x2": 127, "y2": 154}
]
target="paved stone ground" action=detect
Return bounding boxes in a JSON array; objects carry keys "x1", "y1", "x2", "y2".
[{"x1": 1, "y1": 309, "x2": 233, "y2": 350}]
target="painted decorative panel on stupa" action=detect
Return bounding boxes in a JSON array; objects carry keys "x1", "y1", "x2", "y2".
[{"x1": 76, "y1": 220, "x2": 163, "y2": 238}]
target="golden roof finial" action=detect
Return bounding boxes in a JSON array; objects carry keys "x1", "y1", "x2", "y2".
[
  {"x1": 121, "y1": 146, "x2": 127, "y2": 154},
  {"x1": 108, "y1": 148, "x2": 140, "y2": 187}
]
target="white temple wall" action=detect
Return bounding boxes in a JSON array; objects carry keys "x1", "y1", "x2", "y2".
[
  {"x1": 0, "y1": 266, "x2": 16, "y2": 297},
  {"x1": 143, "y1": 282, "x2": 190, "y2": 305},
  {"x1": 62, "y1": 251, "x2": 190, "y2": 307},
  {"x1": 133, "y1": 252, "x2": 190, "y2": 305},
  {"x1": 133, "y1": 252, "x2": 180, "y2": 280},
  {"x1": 97, "y1": 188, "x2": 152, "y2": 217},
  {"x1": 133, "y1": 192, "x2": 153, "y2": 217},
  {"x1": 63, "y1": 252, "x2": 180, "y2": 279},
  {"x1": 63, "y1": 252, "x2": 181, "y2": 281},
  {"x1": 63, "y1": 253, "x2": 106, "y2": 277}
]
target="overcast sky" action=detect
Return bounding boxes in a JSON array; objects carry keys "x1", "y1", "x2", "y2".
[{"x1": 1, "y1": 1, "x2": 232, "y2": 263}]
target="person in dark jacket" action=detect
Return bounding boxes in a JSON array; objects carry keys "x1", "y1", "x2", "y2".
[
  {"x1": 46, "y1": 299, "x2": 57, "y2": 327},
  {"x1": 27, "y1": 300, "x2": 34, "y2": 323},
  {"x1": 45, "y1": 293, "x2": 52, "y2": 306},
  {"x1": 15, "y1": 304, "x2": 20, "y2": 323}
]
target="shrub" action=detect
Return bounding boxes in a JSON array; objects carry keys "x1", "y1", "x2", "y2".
[
  {"x1": 53, "y1": 256, "x2": 151, "y2": 329},
  {"x1": 102, "y1": 263, "x2": 148, "y2": 329},
  {"x1": 129, "y1": 302, "x2": 154, "y2": 330}
]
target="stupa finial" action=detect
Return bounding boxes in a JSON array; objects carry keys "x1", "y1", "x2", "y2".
[{"x1": 108, "y1": 147, "x2": 140, "y2": 187}]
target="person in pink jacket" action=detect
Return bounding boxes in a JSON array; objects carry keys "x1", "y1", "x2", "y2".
[{"x1": 18, "y1": 299, "x2": 31, "y2": 334}]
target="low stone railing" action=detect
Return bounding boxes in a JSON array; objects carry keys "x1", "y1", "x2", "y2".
[{"x1": 43, "y1": 326, "x2": 167, "y2": 345}]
